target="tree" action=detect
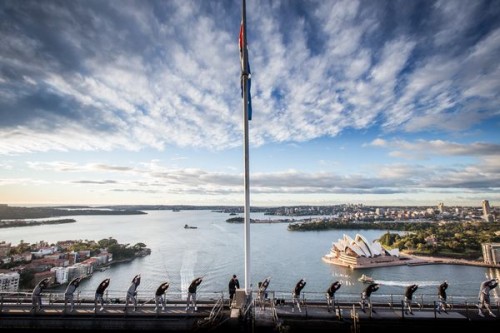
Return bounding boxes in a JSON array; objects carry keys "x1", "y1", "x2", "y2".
[{"x1": 98, "y1": 237, "x2": 118, "y2": 249}]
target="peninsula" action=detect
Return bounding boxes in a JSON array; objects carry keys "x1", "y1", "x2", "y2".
[
  {"x1": 0, "y1": 204, "x2": 147, "y2": 220},
  {"x1": 0, "y1": 238, "x2": 151, "y2": 289},
  {"x1": 0, "y1": 218, "x2": 76, "y2": 228}
]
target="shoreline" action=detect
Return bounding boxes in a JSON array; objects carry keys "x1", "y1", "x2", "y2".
[
  {"x1": 404, "y1": 254, "x2": 500, "y2": 268},
  {"x1": 0, "y1": 219, "x2": 77, "y2": 228}
]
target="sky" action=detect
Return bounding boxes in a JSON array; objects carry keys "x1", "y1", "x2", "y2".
[{"x1": 0, "y1": 0, "x2": 499, "y2": 208}]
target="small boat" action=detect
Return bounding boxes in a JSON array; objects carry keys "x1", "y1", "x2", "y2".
[
  {"x1": 358, "y1": 274, "x2": 374, "y2": 283},
  {"x1": 184, "y1": 224, "x2": 197, "y2": 229}
]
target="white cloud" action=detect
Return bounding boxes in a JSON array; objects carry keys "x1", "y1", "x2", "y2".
[{"x1": 369, "y1": 138, "x2": 500, "y2": 158}]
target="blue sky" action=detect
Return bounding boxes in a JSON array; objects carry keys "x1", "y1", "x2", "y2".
[{"x1": 0, "y1": 0, "x2": 499, "y2": 207}]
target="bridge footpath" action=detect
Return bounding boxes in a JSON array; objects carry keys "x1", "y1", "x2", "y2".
[{"x1": 0, "y1": 291, "x2": 499, "y2": 333}]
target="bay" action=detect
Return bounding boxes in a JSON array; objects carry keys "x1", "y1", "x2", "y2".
[{"x1": 1, "y1": 210, "x2": 498, "y2": 304}]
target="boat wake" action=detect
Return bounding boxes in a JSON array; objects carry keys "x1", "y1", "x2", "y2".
[
  {"x1": 374, "y1": 280, "x2": 441, "y2": 287},
  {"x1": 338, "y1": 280, "x2": 354, "y2": 286},
  {"x1": 180, "y1": 249, "x2": 197, "y2": 296},
  {"x1": 332, "y1": 273, "x2": 351, "y2": 278},
  {"x1": 211, "y1": 224, "x2": 226, "y2": 232}
]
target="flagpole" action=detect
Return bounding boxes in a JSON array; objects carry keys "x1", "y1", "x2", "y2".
[{"x1": 241, "y1": 0, "x2": 251, "y2": 296}]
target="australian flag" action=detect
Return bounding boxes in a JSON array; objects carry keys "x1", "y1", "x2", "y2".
[{"x1": 239, "y1": 22, "x2": 252, "y2": 121}]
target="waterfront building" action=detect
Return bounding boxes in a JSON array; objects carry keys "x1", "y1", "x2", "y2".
[
  {"x1": 67, "y1": 262, "x2": 93, "y2": 280},
  {"x1": 51, "y1": 266, "x2": 69, "y2": 284},
  {"x1": 0, "y1": 271, "x2": 20, "y2": 292},
  {"x1": 81, "y1": 257, "x2": 99, "y2": 270}
]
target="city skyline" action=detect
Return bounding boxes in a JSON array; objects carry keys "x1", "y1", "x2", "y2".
[{"x1": 1, "y1": 0, "x2": 499, "y2": 207}]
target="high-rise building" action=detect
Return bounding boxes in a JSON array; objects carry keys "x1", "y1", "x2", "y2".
[
  {"x1": 438, "y1": 202, "x2": 444, "y2": 213},
  {"x1": 482, "y1": 200, "x2": 491, "y2": 216},
  {"x1": 482, "y1": 200, "x2": 494, "y2": 222}
]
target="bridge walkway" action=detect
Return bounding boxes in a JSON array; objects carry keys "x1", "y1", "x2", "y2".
[{"x1": 1, "y1": 292, "x2": 499, "y2": 332}]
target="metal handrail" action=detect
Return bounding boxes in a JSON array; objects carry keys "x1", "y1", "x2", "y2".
[{"x1": 1, "y1": 290, "x2": 496, "y2": 310}]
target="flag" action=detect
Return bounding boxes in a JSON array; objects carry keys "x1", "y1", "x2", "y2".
[{"x1": 239, "y1": 21, "x2": 252, "y2": 121}]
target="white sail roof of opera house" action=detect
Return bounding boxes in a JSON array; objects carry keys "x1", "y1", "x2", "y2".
[{"x1": 332, "y1": 233, "x2": 399, "y2": 258}]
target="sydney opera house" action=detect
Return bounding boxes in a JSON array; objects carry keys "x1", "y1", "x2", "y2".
[{"x1": 322, "y1": 233, "x2": 408, "y2": 269}]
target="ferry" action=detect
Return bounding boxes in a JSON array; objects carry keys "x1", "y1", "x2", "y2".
[{"x1": 358, "y1": 274, "x2": 374, "y2": 283}]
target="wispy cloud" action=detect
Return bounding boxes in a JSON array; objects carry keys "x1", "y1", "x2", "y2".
[
  {"x1": 1, "y1": 0, "x2": 499, "y2": 154},
  {"x1": 368, "y1": 138, "x2": 500, "y2": 159},
  {"x1": 12, "y1": 158, "x2": 500, "y2": 198}
]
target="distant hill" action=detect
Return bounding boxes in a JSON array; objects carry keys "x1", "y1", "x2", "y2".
[{"x1": 0, "y1": 205, "x2": 147, "y2": 220}]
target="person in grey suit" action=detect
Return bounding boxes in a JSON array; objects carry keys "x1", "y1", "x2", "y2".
[{"x1": 64, "y1": 277, "x2": 82, "y2": 311}]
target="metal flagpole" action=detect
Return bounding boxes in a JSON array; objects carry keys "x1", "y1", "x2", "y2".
[{"x1": 241, "y1": 0, "x2": 251, "y2": 296}]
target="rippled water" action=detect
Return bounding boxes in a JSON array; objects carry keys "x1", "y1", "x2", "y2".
[{"x1": 2, "y1": 210, "x2": 498, "y2": 301}]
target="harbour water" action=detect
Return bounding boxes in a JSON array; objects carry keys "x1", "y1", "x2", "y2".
[{"x1": 2, "y1": 209, "x2": 498, "y2": 302}]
